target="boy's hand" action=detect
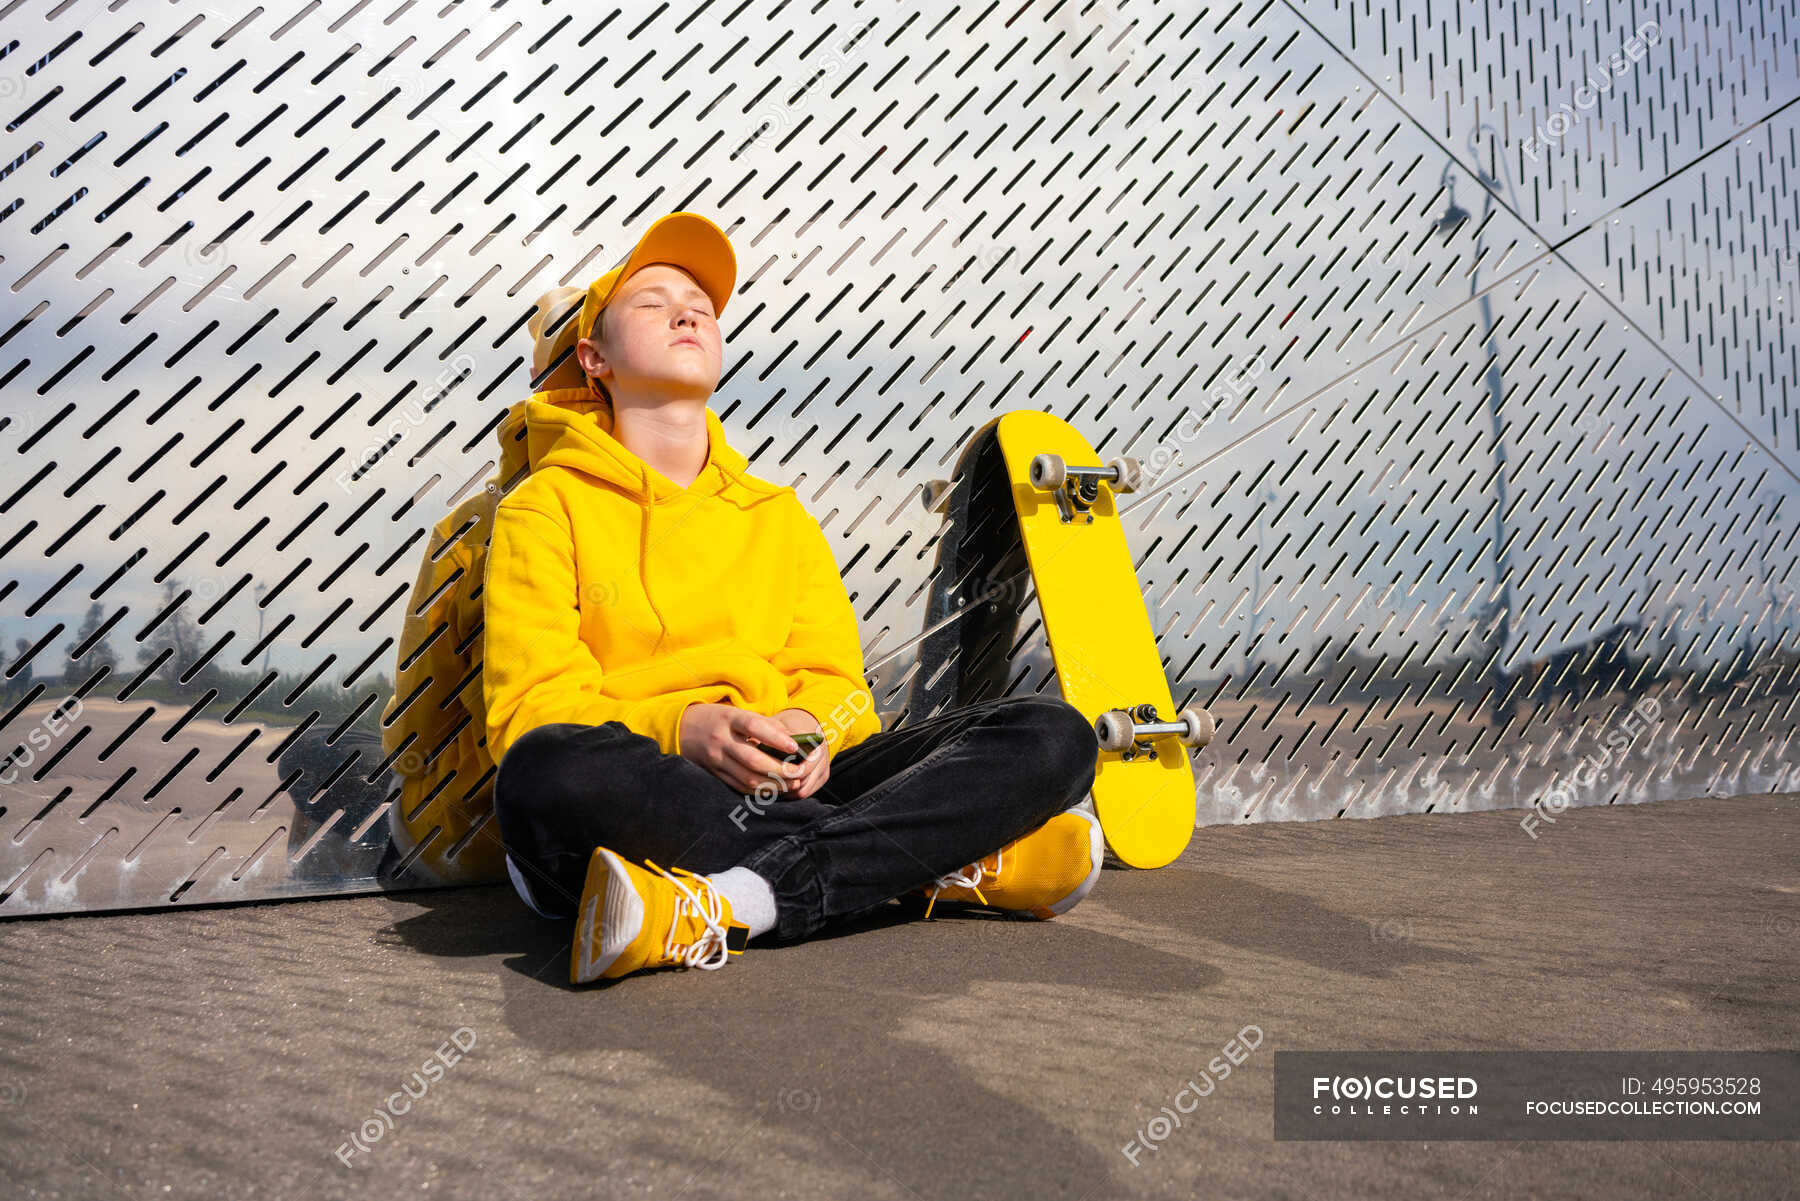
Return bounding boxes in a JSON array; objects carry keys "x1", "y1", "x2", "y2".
[
  {"x1": 678, "y1": 703, "x2": 829, "y2": 800},
  {"x1": 771, "y1": 707, "x2": 831, "y2": 800}
]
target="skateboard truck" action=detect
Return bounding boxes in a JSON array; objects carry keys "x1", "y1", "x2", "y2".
[
  {"x1": 1094, "y1": 704, "x2": 1215, "y2": 760},
  {"x1": 1028, "y1": 453, "x2": 1142, "y2": 524}
]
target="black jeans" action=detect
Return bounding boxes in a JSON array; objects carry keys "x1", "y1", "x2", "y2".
[{"x1": 491, "y1": 694, "x2": 1099, "y2": 942}]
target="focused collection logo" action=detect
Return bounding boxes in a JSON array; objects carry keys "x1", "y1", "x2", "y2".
[{"x1": 1311, "y1": 1074, "x2": 1480, "y2": 1117}]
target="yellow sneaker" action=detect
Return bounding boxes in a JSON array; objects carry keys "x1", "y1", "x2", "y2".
[
  {"x1": 571, "y1": 847, "x2": 751, "y2": 983},
  {"x1": 918, "y1": 807, "x2": 1103, "y2": 920}
]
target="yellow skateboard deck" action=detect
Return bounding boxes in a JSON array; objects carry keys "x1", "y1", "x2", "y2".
[{"x1": 993, "y1": 411, "x2": 1208, "y2": 868}]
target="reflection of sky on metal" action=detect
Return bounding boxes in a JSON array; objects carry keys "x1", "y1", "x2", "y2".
[{"x1": 2, "y1": 4, "x2": 1796, "y2": 684}]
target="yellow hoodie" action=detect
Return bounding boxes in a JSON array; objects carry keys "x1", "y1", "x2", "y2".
[
  {"x1": 378, "y1": 386, "x2": 592, "y2": 883},
  {"x1": 481, "y1": 396, "x2": 883, "y2": 769}
]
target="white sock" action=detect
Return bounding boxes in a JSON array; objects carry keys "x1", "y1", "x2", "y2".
[{"x1": 706, "y1": 866, "x2": 777, "y2": 938}]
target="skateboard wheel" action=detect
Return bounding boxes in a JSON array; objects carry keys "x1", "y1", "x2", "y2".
[
  {"x1": 1177, "y1": 706, "x2": 1215, "y2": 749},
  {"x1": 1030, "y1": 452, "x2": 1066, "y2": 491},
  {"x1": 1094, "y1": 709, "x2": 1136, "y2": 753},
  {"x1": 1108, "y1": 456, "x2": 1142, "y2": 493}
]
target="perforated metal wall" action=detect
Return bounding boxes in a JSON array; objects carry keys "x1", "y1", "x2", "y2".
[{"x1": 3, "y1": 0, "x2": 1796, "y2": 916}]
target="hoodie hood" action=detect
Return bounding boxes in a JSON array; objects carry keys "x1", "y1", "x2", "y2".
[
  {"x1": 491, "y1": 384, "x2": 590, "y2": 493},
  {"x1": 522, "y1": 397, "x2": 789, "y2": 650}
]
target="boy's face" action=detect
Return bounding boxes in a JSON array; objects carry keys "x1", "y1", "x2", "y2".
[{"x1": 576, "y1": 263, "x2": 723, "y2": 404}]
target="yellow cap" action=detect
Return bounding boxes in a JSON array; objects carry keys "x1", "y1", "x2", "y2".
[
  {"x1": 576, "y1": 211, "x2": 737, "y2": 403},
  {"x1": 526, "y1": 285, "x2": 587, "y2": 392}
]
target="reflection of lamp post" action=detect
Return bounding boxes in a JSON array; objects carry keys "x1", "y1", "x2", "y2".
[
  {"x1": 254, "y1": 582, "x2": 271, "y2": 675},
  {"x1": 1751, "y1": 493, "x2": 1773, "y2": 662},
  {"x1": 1435, "y1": 128, "x2": 1519, "y2": 726},
  {"x1": 1244, "y1": 487, "x2": 1278, "y2": 678}
]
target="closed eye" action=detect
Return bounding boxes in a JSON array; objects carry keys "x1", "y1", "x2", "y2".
[{"x1": 637, "y1": 294, "x2": 713, "y2": 316}]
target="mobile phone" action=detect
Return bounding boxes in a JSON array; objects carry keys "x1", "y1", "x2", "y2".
[{"x1": 778, "y1": 731, "x2": 825, "y2": 764}]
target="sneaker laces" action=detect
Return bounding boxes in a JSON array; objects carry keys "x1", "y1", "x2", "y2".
[
  {"x1": 922, "y1": 847, "x2": 1002, "y2": 919},
  {"x1": 641, "y1": 859, "x2": 736, "y2": 970}
]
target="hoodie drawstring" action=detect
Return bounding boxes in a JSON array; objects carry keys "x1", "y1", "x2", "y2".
[
  {"x1": 642, "y1": 464, "x2": 667, "y2": 652},
  {"x1": 638, "y1": 445, "x2": 763, "y2": 656},
  {"x1": 521, "y1": 397, "x2": 768, "y2": 662}
]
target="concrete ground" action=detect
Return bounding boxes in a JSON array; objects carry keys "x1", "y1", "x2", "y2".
[{"x1": 0, "y1": 793, "x2": 1795, "y2": 1201}]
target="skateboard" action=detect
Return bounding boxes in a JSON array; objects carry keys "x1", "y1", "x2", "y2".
[{"x1": 913, "y1": 411, "x2": 1212, "y2": 868}]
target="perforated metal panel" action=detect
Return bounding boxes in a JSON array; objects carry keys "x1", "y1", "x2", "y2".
[{"x1": 3, "y1": 0, "x2": 1796, "y2": 916}]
